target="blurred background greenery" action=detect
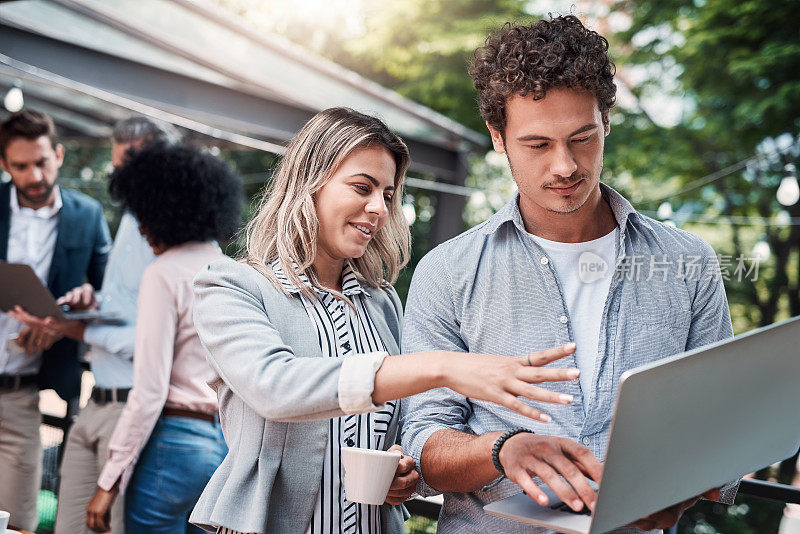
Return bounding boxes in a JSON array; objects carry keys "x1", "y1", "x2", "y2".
[{"x1": 47, "y1": 0, "x2": 799, "y2": 531}]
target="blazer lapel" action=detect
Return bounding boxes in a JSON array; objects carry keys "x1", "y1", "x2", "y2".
[{"x1": 0, "y1": 182, "x2": 10, "y2": 261}]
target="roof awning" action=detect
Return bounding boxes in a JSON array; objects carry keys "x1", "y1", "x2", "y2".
[{"x1": 0, "y1": 0, "x2": 487, "y2": 182}]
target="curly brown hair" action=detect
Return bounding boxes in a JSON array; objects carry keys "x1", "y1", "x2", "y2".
[{"x1": 469, "y1": 15, "x2": 616, "y2": 133}]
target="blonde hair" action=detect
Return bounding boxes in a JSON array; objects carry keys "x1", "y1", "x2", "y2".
[{"x1": 243, "y1": 107, "x2": 411, "y2": 301}]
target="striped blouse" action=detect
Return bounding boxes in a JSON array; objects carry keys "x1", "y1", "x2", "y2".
[{"x1": 218, "y1": 261, "x2": 397, "y2": 534}]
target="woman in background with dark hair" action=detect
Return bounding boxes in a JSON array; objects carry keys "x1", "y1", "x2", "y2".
[{"x1": 84, "y1": 143, "x2": 242, "y2": 533}]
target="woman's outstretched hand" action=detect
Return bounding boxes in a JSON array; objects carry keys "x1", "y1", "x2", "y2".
[
  {"x1": 373, "y1": 342, "x2": 579, "y2": 421},
  {"x1": 436, "y1": 343, "x2": 579, "y2": 422}
]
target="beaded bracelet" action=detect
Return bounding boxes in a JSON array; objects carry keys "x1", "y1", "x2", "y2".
[{"x1": 492, "y1": 428, "x2": 535, "y2": 476}]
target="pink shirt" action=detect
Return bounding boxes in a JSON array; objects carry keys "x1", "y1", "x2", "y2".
[{"x1": 98, "y1": 241, "x2": 223, "y2": 491}]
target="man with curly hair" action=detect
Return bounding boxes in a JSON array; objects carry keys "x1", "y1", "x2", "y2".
[{"x1": 401, "y1": 15, "x2": 735, "y2": 533}]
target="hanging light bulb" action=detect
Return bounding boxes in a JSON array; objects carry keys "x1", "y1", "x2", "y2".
[
  {"x1": 402, "y1": 203, "x2": 416, "y2": 226},
  {"x1": 776, "y1": 163, "x2": 799, "y2": 206},
  {"x1": 775, "y1": 210, "x2": 791, "y2": 227},
  {"x1": 469, "y1": 191, "x2": 486, "y2": 208},
  {"x1": 752, "y1": 240, "x2": 771, "y2": 262},
  {"x1": 4, "y1": 85, "x2": 23, "y2": 112},
  {"x1": 657, "y1": 201, "x2": 673, "y2": 220}
]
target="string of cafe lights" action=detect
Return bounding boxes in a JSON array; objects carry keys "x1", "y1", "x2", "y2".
[{"x1": 4, "y1": 82, "x2": 798, "y2": 227}]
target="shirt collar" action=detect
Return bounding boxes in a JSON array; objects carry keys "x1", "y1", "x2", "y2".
[
  {"x1": 270, "y1": 259, "x2": 366, "y2": 297},
  {"x1": 10, "y1": 184, "x2": 62, "y2": 219},
  {"x1": 482, "y1": 182, "x2": 638, "y2": 236},
  {"x1": 340, "y1": 264, "x2": 366, "y2": 297}
]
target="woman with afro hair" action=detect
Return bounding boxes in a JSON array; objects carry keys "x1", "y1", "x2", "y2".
[{"x1": 85, "y1": 142, "x2": 242, "y2": 533}]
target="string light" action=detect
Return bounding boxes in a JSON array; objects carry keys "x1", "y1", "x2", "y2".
[
  {"x1": 776, "y1": 163, "x2": 799, "y2": 206},
  {"x1": 656, "y1": 201, "x2": 673, "y2": 220},
  {"x1": 752, "y1": 240, "x2": 771, "y2": 261},
  {"x1": 3, "y1": 82, "x2": 23, "y2": 112},
  {"x1": 402, "y1": 203, "x2": 416, "y2": 226}
]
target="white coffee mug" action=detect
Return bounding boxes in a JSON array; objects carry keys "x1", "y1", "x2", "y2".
[
  {"x1": 341, "y1": 447, "x2": 401, "y2": 505},
  {"x1": 0, "y1": 510, "x2": 10, "y2": 531}
]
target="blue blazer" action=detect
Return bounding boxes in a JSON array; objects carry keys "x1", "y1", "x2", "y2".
[{"x1": 0, "y1": 182, "x2": 111, "y2": 401}]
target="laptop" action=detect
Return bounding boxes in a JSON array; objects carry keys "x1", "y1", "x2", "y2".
[
  {"x1": 484, "y1": 315, "x2": 800, "y2": 534},
  {"x1": 0, "y1": 263, "x2": 120, "y2": 322}
]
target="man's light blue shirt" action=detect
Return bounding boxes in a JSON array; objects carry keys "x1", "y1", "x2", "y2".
[
  {"x1": 400, "y1": 184, "x2": 734, "y2": 533},
  {"x1": 82, "y1": 212, "x2": 155, "y2": 388}
]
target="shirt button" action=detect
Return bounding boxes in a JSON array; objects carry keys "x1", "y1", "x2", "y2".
[
  {"x1": 560, "y1": 315, "x2": 568, "y2": 324},
  {"x1": 540, "y1": 257, "x2": 549, "y2": 265},
  {"x1": 345, "y1": 438, "x2": 355, "y2": 447},
  {"x1": 582, "y1": 436, "x2": 590, "y2": 446}
]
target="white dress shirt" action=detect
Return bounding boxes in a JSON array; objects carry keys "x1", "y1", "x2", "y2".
[{"x1": 0, "y1": 185, "x2": 62, "y2": 375}]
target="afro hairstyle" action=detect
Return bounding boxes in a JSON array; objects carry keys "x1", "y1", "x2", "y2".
[{"x1": 109, "y1": 142, "x2": 242, "y2": 249}]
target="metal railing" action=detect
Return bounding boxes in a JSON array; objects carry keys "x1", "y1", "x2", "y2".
[
  {"x1": 37, "y1": 413, "x2": 73, "y2": 534},
  {"x1": 39, "y1": 412, "x2": 800, "y2": 533},
  {"x1": 404, "y1": 475, "x2": 800, "y2": 523}
]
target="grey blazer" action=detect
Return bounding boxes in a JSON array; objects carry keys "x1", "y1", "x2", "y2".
[{"x1": 189, "y1": 257, "x2": 408, "y2": 533}]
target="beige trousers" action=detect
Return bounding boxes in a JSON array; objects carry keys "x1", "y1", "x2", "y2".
[
  {"x1": 55, "y1": 399, "x2": 126, "y2": 534},
  {"x1": 0, "y1": 386, "x2": 42, "y2": 532}
]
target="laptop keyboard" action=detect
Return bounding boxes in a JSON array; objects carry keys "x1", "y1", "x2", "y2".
[{"x1": 550, "y1": 502, "x2": 592, "y2": 516}]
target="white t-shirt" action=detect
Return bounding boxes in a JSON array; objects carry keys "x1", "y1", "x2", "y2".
[{"x1": 530, "y1": 227, "x2": 618, "y2": 403}]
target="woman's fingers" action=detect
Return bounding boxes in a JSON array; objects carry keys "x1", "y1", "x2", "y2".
[
  {"x1": 385, "y1": 491, "x2": 414, "y2": 505},
  {"x1": 387, "y1": 479, "x2": 418, "y2": 496},
  {"x1": 505, "y1": 382, "x2": 571, "y2": 407},
  {"x1": 526, "y1": 343, "x2": 576, "y2": 366},
  {"x1": 396, "y1": 455, "x2": 415, "y2": 475},
  {"x1": 387, "y1": 477, "x2": 417, "y2": 491},
  {"x1": 387, "y1": 446, "x2": 418, "y2": 494},
  {"x1": 386, "y1": 452, "x2": 418, "y2": 505},
  {"x1": 389, "y1": 463, "x2": 417, "y2": 487},
  {"x1": 499, "y1": 393, "x2": 552, "y2": 422},
  {"x1": 517, "y1": 366, "x2": 580, "y2": 384}
]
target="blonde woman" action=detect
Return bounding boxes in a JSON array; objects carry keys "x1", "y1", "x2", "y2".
[{"x1": 188, "y1": 108, "x2": 580, "y2": 534}]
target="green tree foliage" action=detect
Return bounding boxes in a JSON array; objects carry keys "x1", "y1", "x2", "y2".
[
  {"x1": 608, "y1": 1, "x2": 800, "y2": 530},
  {"x1": 333, "y1": 0, "x2": 536, "y2": 132},
  {"x1": 214, "y1": 0, "x2": 534, "y2": 132},
  {"x1": 608, "y1": 0, "x2": 800, "y2": 332}
]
